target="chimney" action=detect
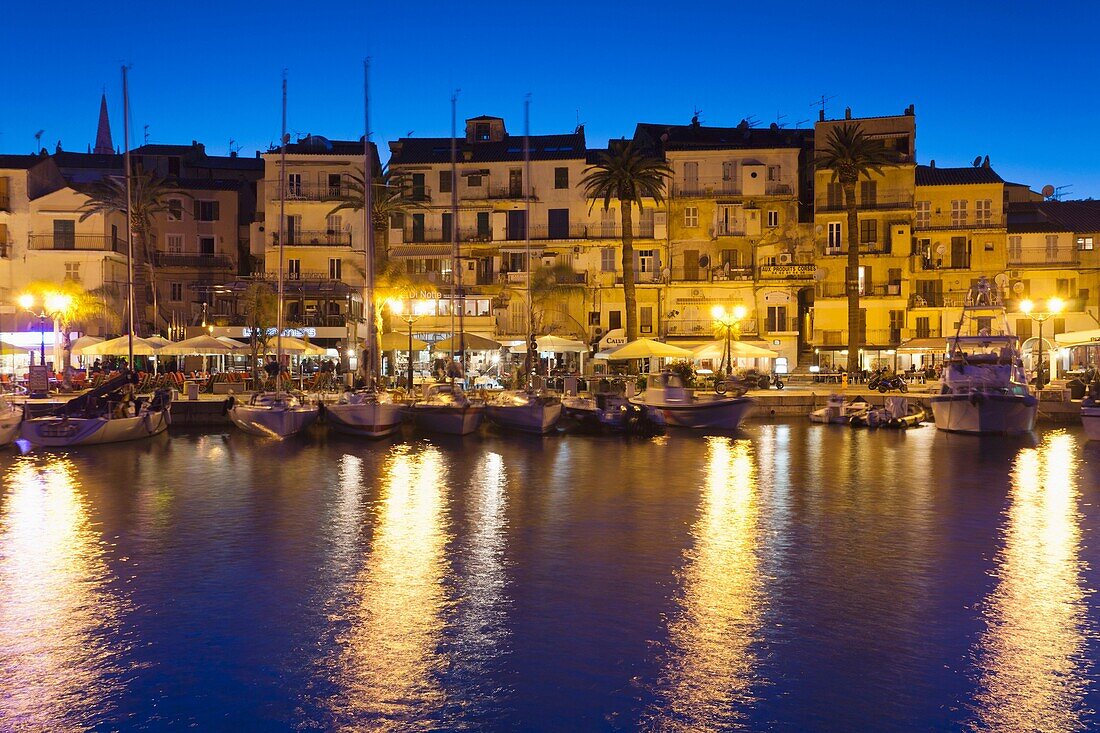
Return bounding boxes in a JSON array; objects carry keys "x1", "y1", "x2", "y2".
[
  {"x1": 844, "y1": 107, "x2": 852, "y2": 120},
  {"x1": 930, "y1": 159, "x2": 935, "y2": 168},
  {"x1": 818, "y1": 109, "x2": 825, "y2": 122}
]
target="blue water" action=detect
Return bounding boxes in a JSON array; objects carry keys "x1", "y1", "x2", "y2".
[{"x1": 1, "y1": 422, "x2": 1098, "y2": 731}]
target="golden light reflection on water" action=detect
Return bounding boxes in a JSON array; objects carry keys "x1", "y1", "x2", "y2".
[
  {"x1": 970, "y1": 432, "x2": 1091, "y2": 732},
  {"x1": 330, "y1": 444, "x2": 451, "y2": 730},
  {"x1": 0, "y1": 457, "x2": 127, "y2": 731},
  {"x1": 644, "y1": 436, "x2": 762, "y2": 731}
]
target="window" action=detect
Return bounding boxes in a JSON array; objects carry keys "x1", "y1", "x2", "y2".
[
  {"x1": 554, "y1": 167, "x2": 569, "y2": 189},
  {"x1": 1045, "y1": 234, "x2": 1059, "y2": 259},
  {"x1": 194, "y1": 200, "x2": 220, "y2": 222},
  {"x1": 327, "y1": 174, "x2": 342, "y2": 197},
  {"x1": 1008, "y1": 235, "x2": 1022, "y2": 259},
  {"x1": 915, "y1": 200, "x2": 930, "y2": 228},
  {"x1": 889, "y1": 310, "x2": 904, "y2": 343},
  {"x1": 608, "y1": 310, "x2": 622, "y2": 330},
  {"x1": 766, "y1": 306, "x2": 788, "y2": 332},
  {"x1": 286, "y1": 214, "x2": 302, "y2": 243},
  {"x1": 199, "y1": 236, "x2": 215, "y2": 256},
  {"x1": 411, "y1": 213, "x2": 425, "y2": 242},
  {"x1": 640, "y1": 306, "x2": 653, "y2": 334},
  {"x1": 476, "y1": 212, "x2": 491, "y2": 239},
  {"x1": 166, "y1": 234, "x2": 183, "y2": 253},
  {"x1": 53, "y1": 219, "x2": 75, "y2": 249},
  {"x1": 827, "y1": 222, "x2": 842, "y2": 252},
  {"x1": 475, "y1": 122, "x2": 491, "y2": 141},
  {"x1": 441, "y1": 212, "x2": 453, "y2": 240},
  {"x1": 287, "y1": 259, "x2": 301, "y2": 280},
  {"x1": 588, "y1": 312, "x2": 601, "y2": 326},
  {"x1": 1015, "y1": 318, "x2": 1032, "y2": 341},
  {"x1": 508, "y1": 168, "x2": 523, "y2": 197},
  {"x1": 170, "y1": 282, "x2": 183, "y2": 301},
  {"x1": 64, "y1": 262, "x2": 80, "y2": 282},
  {"x1": 827, "y1": 182, "x2": 843, "y2": 209},
  {"x1": 439, "y1": 170, "x2": 452, "y2": 194},
  {"x1": 1078, "y1": 236, "x2": 1094, "y2": 251},
  {"x1": 860, "y1": 181, "x2": 877, "y2": 207},
  {"x1": 167, "y1": 157, "x2": 181, "y2": 177},
  {"x1": 637, "y1": 249, "x2": 656, "y2": 273},
  {"x1": 720, "y1": 249, "x2": 741, "y2": 267},
  {"x1": 168, "y1": 198, "x2": 183, "y2": 221},
  {"x1": 506, "y1": 210, "x2": 526, "y2": 240},
  {"x1": 601, "y1": 248, "x2": 616, "y2": 272},
  {"x1": 548, "y1": 209, "x2": 570, "y2": 239},
  {"x1": 722, "y1": 161, "x2": 737, "y2": 182},
  {"x1": 975, "y1": 199, "x2": 992, "y2": 226},
  {"x1": 767, "y1": 165, "x2": 781, "y2": 181},
  {"x1": 467, "y1": 174, "x2": 482, "y2": 187},
  {"x1": 287, "y1": 173, "x2": 302, "y2": 197},
  {"x1": 1056, "y1": 278, "x2": 1074, "y2": 298},
  {"x1": 329, "y1": 258, "x2": 342, "y2": 280},
  {"x1": 684, "y1": 206, "x2": 699, "y2": 228},
  {"x1": 767, "y1": 210, "x2": 779, "y2": 227},
  {"x1": 950, "y1": 200, "x2": 967, "y2": 226},
  {"x1": 950, "y1": 236, "x2": 968, "y2": 268},
  {"x1": 858, "y1": 265, "x2": 871, "y2": 295},
  {"x1": 682, "y1": 162, "x2": 699, "y2": 192},
  {"x1": 860, "y1": 219, "x2": 877, "y2": 244},
  {"x1": 326, "y1": 214, "x2": 342, "y2": 235},
  {"x1": 915, "y1": 316, "x2": 931, "y2": 339}
]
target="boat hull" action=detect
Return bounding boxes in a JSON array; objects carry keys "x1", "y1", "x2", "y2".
[
  {"x1": 324, "y1": 401, "x2": 404, "y2": 438},
  {"x1": 930, "y1": 393, "x2": 1037, "y2": 435},
  {"x1": 410, "y1": 404, "x2": 484, "y2": 436},
  {"x1": 634, "y1": 395, "x2": 754, "y2": 430},
  {"x1": 1083, "y1": 406, "x2": 1100, "y2": 441},
  {"x1": 21, "y1": 410, "x2": 170, "y2": 447},
  {"x1": 0, "y1": 407, "x2": 22, "y2": 447},
  {"x1": 485, "y1": 401, "x2": 562, "y2": 434},
  {"x1": 229, "y1": 404, "x2": 320, "y2": 438}
]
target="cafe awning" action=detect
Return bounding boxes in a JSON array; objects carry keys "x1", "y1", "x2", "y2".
[
  {"x1": 897, "y1": 337, "x2": 949, "y2": 354},
  {"x1": 389, "y1": 245, "x2": 453, "y2": 258},
  {"x1": 1055, "y1": 329, "x2": 1100, "y2": 347}
]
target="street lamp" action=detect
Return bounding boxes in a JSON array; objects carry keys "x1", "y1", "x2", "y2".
[
  {"x1": 390, "y1": 299, "x2": 422, "y2": 390},
  {"x1": 18, "y1": 292, "x2": 71, "y2": 366},
  {"x1": 1019, "y1": 297, "x2": 1064, "y2": 390},
  {"x1": 711, "y1": 304, "x2": 747, "y2": 376}
]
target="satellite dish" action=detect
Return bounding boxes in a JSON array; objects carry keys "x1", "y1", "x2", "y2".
[
  {"x1": 1041, "y1": 184, "x2": 1055, "y2": 198},
  {"x1": 698, "y1": 254, "x2": 711, "y2": 268},
  {"x1": 813, "y1": 267, "x2": 828, "y2": 281},
  {"x1": 815, "y1": 225, "x2": 823, "y2": 234},
  {"x1": 994, "y1": 272, "x2": 1009, "y2": 287},
  {"x1": 1013, "y1": 281, "x2": 1025, "y2": 294},
  {"x1": 935, "y1": 243, "x2": 946, "y2": 256},
  {"x1": 973, "y1": 156, "x2": 983, "y2": 167}
]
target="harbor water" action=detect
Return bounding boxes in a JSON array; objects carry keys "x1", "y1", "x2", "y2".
[{"x1": 1, "y1": 421, "x2": 1099, "y2": 731}]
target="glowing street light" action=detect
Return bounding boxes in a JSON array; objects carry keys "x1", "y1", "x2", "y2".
[
  {"x1": 390, "y1": 298, "x2": 422, "y2": 389},
  {"x1": 711, "y1": 304, "x2": 748, "y2": 376},
  {"x1": 1019, "y1": 297, "x2": 1064, "y2": 389}
]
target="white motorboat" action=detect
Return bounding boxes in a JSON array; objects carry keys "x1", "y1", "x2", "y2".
[
  {"x1": 409, "y1": 383, "x2": 484, "y2": 436},
  {"x1": 21, "y1": 375, "x2": 171, "y2": 447},
  {"x1": 562, "y1": 392, "x2": 665, "y2": 434},
  {"x1": 930, "y1": 278, "x2": 1037, "y2": 435},
  {"x1": 485, "y1": 391, "x2": 562, "y2": 434},
  {"x1": 324, "y1": 391, "x2": 405, "y2": 438},
  {"x1": 0, "y1": 397, "x2": 24, "y2": 446},
  {"x1": 1081, "y1": 400, "x2": 1100, "y2": 440},
  {"x1": 631, "y1": 371, "x2": 754, "y2": 430},
  {"x1": 227, "y1": 392, "x2": 320, "y2": 438},
  {"x1": 809, "y1": 394, "x2": 872, "y2": 424}
]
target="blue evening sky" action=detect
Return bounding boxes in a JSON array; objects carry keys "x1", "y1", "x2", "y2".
[{"x1": 4, "y1": 0, "x2": 1097, "y2": 197}]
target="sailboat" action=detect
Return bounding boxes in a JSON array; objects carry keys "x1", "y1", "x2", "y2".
[
  {"x1": 408, "y1": 91, "x2": 485, "y2": 436},
  {"x1": 929, "y1": 276, "x2": 1037, "y2": 435},
  {"x1": 228, "y1": 72, "x2": 320, "y2": 438},
  {"x1": 0, "y1": 396, "x2": 23, "y2": 446},
  {"x1": 21, "y1": 66, "x2": 172, "y2": 448},
  {"x1": 324, "y1": 59, "x2": 405, "y2": 438},
  {"x1": 484, "y1": 95, "x2": 562, "y2": 435}
]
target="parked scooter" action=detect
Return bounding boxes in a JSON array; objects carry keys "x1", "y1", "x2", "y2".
[{"x1": 874, "y1": 372, "x2": 908, "y2": 393}]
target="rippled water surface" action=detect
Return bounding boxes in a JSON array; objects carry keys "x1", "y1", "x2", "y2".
[{"x1": 1, "y1": 422, "x2": 1099, "y2": 731}]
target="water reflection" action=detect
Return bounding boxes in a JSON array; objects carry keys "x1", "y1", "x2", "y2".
[
  {"x1": 0, "y1": 457, "x2": 127, "y2": 731},
  {"x1": 329, "y1": 444, "x2": 451, "y2": 729},
  {"x1": 969, "y1": 432, "x2": 1092, "y2": 731},
  {"x1": 643, "y1": 436, "x2": 763, "y2": 731}
]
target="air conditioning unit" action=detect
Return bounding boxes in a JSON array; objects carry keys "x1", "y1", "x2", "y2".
[{"x1": 778, "y1": 253, "x2": 793, "y2": 265}]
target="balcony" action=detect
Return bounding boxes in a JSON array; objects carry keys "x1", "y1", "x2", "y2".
[
  {"x1": 811, "y1": 328, "x2": 901, "y2": 347},
  {"x1": 587, "y1": 223, "x2": 656, "y2": 239},
  {"x1": 670, "y1": 266, "x2": 754, "y2": 282},
  {"x1": 667, "y1": 319, "x2": 758, "y2": 337},
  {"x1": 908, "y1": 290, "x2": 973, "y2": 309},
  {"x1": 817, "y1": 191, "x2": 914, "y2": 213},
  {"x1": 279, "y1": 182, "x2": 353, "y2": 202},
  {"x1": 275, "y1": 230, "x2": 352, "y2": 247},
  {"x1": 716, "y1": 222, "x2": 746, "y2": 237},
  {"x1": 405, "y1": 227, "x2": 488, "y2": 244},
  {"x1": 28, "y1": 234, "x2": 125, "y2": 252},
  {"x1": 759, "y1": 263, "x2": 816, "y2": 280},
  {"x1": 817, "y1": 282, "x2": 903, "y2": 298},
  {"x1": 1007, "y1": 247, "x2": 1079, "y2": 267},
  {"x1": 486, "y1": 185, "x2": 536, "y2": 200},
  {"x1": 153, "y1": 252, "x2": 234, "y2": 269},
  {"x1": 672, "y1": 180, "x2": 794, "y2": 198},
  {"x1": 914, "y1": 215, "x2": 1006, "y2": 231}
]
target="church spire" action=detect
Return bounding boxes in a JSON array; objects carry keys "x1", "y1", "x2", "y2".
[{"x1": 93, "y1": 93, "x2": 113, "y2": 155}]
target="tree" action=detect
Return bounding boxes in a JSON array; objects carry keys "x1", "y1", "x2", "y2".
[
  {"x1": 581, "y1": 141, "x2": 671, "y2": 344},
  {"x1": 78, "y1": 171, "x2": 188, "y2": 336},
  {"x1": 816, "y1": 122, "x2": 893, "y2": 376},
  {"x1": 528, "y1": 263, "x2": 587, "y2": 336},
  {"x1": 239, "y1": 281, "x2": 278, "y2": 382},
  {"x1": 24, "y1": 281, "x2": 119, "y2": 390}
]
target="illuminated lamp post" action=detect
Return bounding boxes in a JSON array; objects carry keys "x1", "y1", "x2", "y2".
[
  {"x1": 710, "y1": 304, "x2": 747, "y2": 377},
  {"x1": 1019, "y1": 296, "x2": 1064, "y2": 390}
]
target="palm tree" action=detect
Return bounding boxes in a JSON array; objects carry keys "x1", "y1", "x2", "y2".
[
  {"x1": 581, "y1": 141, "x2": 671, "y2": 343},
  {"x1": 816, "y1": 122, "x2": 893, "y2": 377},
  {"x1": 78, "y1": 171, "x2": 187, "y2": 336},
  {"x1": 239, "y1": 281, "x2": 278, "y2": 382},
  {"x1": 24, "y1": 281, "x2": 119, "y2": 390}
]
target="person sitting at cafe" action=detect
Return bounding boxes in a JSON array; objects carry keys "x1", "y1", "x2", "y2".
[{"x1": 90, "y1": 359, "x2": 103, "y2": 374}]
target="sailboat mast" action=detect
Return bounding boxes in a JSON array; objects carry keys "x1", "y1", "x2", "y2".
[
  {"x1": 450, "y1": 90, "x2": 460, "y2": 366},
  {"x1": 277, "y1": 72, "x2": 287, "y2": 378},
  {"x1": 524, "y1": 94, "x2": 532, "y2": 380},
  {"x1": 122, "y1": 65, "x2": 135, "y2": 366},
  {"x1": 362, "y1": 58, "x2": 376, "y2": 385}
]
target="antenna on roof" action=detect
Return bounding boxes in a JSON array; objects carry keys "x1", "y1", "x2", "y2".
[
  {"x1": 972, "y1": 156, "x2": 983, "y2": 167},
  {"x1": 810, "y1": 94, "x2": 836, "y2": 118},
  {"x1": 795, "y1": 118, "x2": 811, "y2": 128},
  {"x1": 34, "y1": 129, "x2": 44, "y2": 152},
  {"x1": 775, "y1": 112, "x2": 788, "y2": 128},
  {"x1": 1053, "y1": 185, "x2": 1073, "y2": 201},
  {"x1": 143, "y1": 124, "x2": 150, "y2": 145},
  {"x1": 228, "y1": 139, "x2": 242, "y2": 155},
  {"x1": 743, "y1": 115, "x2": 760, "y2": 128}
]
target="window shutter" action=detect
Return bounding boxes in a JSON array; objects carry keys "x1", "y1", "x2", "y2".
[{"x1": 193, "y1": 200, "x2": 200, "y2": 220}]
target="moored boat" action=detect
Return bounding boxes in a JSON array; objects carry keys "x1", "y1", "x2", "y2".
[
  {"x1": 1079, "y1": 400, "x2": 1100, "y2": 440},
  {"x1": 809, "y1": 394, "x2": 871, "y2": 425},
  {"x1": 631, "y1": 371, "x2": 754, "y2": 430},
  {"x1": 21, "y1": 374, "x2": 171, "y2": 447},
  {"x1": 324, "y1": 391, "x2": 405, "y2": 438},
  {"x1": 409, "y1": 383, "x2": 484, "y2": 436},
  {"x1": 485, "y1": 391, "x2": 562, "y2": 434},
  {"x1": 562, "y1": 392, "x2": 665, "y2": 435},
  {"x1": 227, "y1": 392, "x2": 320, "y2": 438},
  {"x1": 930, "y1": 277, "x2": 1037, "y2": 435},
  {"x1": 0, "y1": 397, "x2": 23, "y2": 447}
]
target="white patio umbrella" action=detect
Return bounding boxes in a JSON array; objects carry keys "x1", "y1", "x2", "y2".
[
  {"x1": 144, "y1": 335, "x2": 174, "y2": 349},
  {"x1": 433, "y1": 332, "x2": 501, "y2": 351},
  {"x1": 265, "y1": 336, "x2": 328, "y2": 356},
  {"x1": 511, "y1": 335, "x2": 588, "y2": 353},
  {"x1": 158, "y1": 334, "x2": 240, "y2": 355},
  {"x1": 603, "y1": 338, "x2": 693, "y2": 360},
  {"x1": 70, "y1": 335, "x2": 104, "y2": 354},
  {"x1": 691, "y1": 339, "x2": 779, "y2": 361},
  {"x1": 216, "y1": 336, "x2": 250, "y2": 350},
  {"x1": 380, "y1": 331, "x2": 429, "y2": 351},
  {"x1": 80, "y1": 335, "x2": 162, "y2": 356}
]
